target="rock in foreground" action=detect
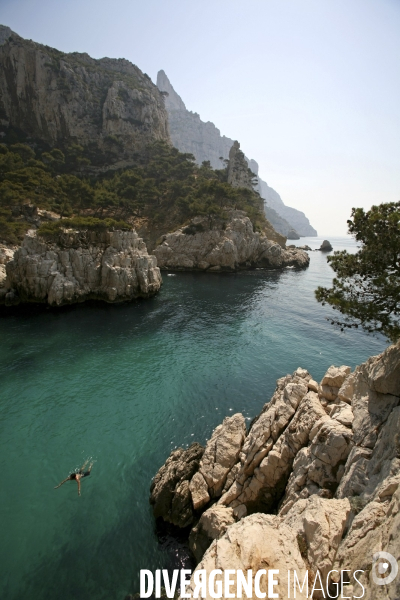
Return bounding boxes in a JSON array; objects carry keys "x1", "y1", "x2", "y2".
[
  {"x1": 1, "y1": 228, "x2": 162, "y2": 307},
  {"x1": 154, "y1": 210, "x2": 310, "y2": 271},
  {"x1": 151, "y1": 341, "x2": 400, "y2": 599}
]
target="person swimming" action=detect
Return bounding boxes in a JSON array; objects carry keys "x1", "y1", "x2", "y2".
[{"x1": 54, "y1": 459, "x2": 94, "y2": 496}]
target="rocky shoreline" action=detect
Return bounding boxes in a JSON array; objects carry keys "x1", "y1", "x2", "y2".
[
  {"x1": 0, "y1": 229, "x2": 162, "y2": 307},
  {"x1": 150, "y1": 342, "x2": 400, "y2": 599},
  {"x1": 153, "y1": 210, "x2": 310, "y2": 272},
  {"x1": 1, "y1": 211, "x2": 310, "y2": 308}
]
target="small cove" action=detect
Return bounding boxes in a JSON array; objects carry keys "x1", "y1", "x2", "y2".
[{"x1": 0, "y1": 236, "x2": 387, "y2": 599}]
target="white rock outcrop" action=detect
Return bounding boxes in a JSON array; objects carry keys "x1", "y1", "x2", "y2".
[
  {"x1": 0, "y1": 243, "x2": 16, "y2": 293},
  {"x1": 1, "y1": 229, "x2": 162, "y2": 306},
  {"x1": 151, "y1": 341, "x2": 400, "y2": 599},
  {"x1": 185, "y1": 514, "x2": 309, "y2": 600},
  {"x1": 153, "y1": 211, "x2": 310, "y2": 272},
  {"x1": 198, "y1": 413, "x2": 247, "y2": 500}
]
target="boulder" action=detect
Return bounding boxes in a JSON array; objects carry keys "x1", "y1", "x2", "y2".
[
  {"x1": 189, "y1": 472, "x2": 210, "y2": 511},
  {"x1": 149, "y1": 443, "x2": 204, "y2": 527},
  {"x1": 198, "y1": 413, "x2": 246, "y2": 499},
  {"x1": 189, "y1": 505, "x2": 237, "y2": 562},
  {"x1": 277, "y1": 409, "x2": 353, "y2": 515},
  {"x1": 184, "y1": 514, "x2": 309, "y2": 600},
  {"x1": 221, "y1": 391, "x2": 327, "y2": 514},
  {"x1": 321, "y1": 365, "x2": 351, "y2": 388},
  {"x1": 319, "y1": 240, "x2": 333, "y2": 251},
  {"x1": 333, "y1": 488, "x2": 400, "y2": 599},
  {"x1": 283, "y1": 496, "x2": 351, "y2": 583}
]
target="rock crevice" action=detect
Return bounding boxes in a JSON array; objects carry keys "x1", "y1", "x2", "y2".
[
  {"x1": 150, "y1": 341, "x2": 400, "y2": 599},
  {"x1": 1, "y1": 228, "x2": 162, "y2": 306},
  {"x1": 153, "y1": 210, "x2": 310, "y2": 272}
]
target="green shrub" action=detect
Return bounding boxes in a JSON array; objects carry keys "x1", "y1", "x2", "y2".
[{"x1": 37, "y1": 216, "x2": 131, "y2": 240}]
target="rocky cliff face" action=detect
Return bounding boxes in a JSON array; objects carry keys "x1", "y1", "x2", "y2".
[
  {"x1": 0, "y1": 242, "x2": 15, "y2": 294},
  {"x1": 0, "y1": 25, "x2": 169, "y2": 167},
  {"x1": 226, "y1": 141, "x2": 255, "y2": 190},
  {"x1": 151, "y1": 341, "x2": 400, "y2": 599},
  {"x1": 157, "y1": 70, "x2": 233, "y2": 170},
  {"x1": 1, "y1": 228, "x2": 161, "y2": 306},
  {"x1": 259, "y1": 179, "x2": 317, "y2": 237},
  {"x1": 153, "y1": 210, "x2": 309, "y2": 272},
  {"x1": 156, "y1": 70, "x2": 317, "y2": 237}
]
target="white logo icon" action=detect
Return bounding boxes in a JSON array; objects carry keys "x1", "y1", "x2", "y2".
[{"x1": 372, "y1": 552, "x2": 398, "y2": 585}]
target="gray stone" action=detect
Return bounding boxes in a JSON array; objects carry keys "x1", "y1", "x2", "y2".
[
  {"x1": 189, "y1": 505, "x2": 236, "y2": 562},
  {"x1": 149, "y1": 443, "x2": 204, "y2": 527},
  {"x1": 3, "y1": 229, "x2": 161, "y2": 306},
  {"x1": 153, "y1": 210, "x2": 310, "y2": 271},
  {"x1": 0, "y1": 32, "x2": 169, "y2": 168},
  {"x1": 319, "y1": 240, "x2": 333, "y2": 251},
  {"x1": 199, "y1": 413, "x2": 246, "y2": 498}
]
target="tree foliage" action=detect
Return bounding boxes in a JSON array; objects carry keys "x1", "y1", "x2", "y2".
[
  {"x1": 0, "y1": 140, "x2": 268, "y2": 244},
  {"x1": 315, "y1": 202, "x2": 400, "y2": 342}
]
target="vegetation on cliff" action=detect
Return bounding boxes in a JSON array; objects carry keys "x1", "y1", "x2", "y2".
[
  {"x1": 316, "y1": 201, "x2": 400, "y2": 342},
  {"x1": 0, "y1": 140, "x2": 272, "y2": 245}
]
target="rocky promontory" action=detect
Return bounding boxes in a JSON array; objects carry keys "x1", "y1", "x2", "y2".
[
  {"x1": 0, "y1": 228, "x2": 161, "y2": 307},
  {"x1": 153, "y1": 210, "x2": 310, "y2": 272},
  {"x1": 150, "y1": 341, "x2": 400, "y2": 599}
]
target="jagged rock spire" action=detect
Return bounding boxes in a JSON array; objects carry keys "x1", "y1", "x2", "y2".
[{"x1": 156, "y1": 70, "x2": 186, "y2": 111}]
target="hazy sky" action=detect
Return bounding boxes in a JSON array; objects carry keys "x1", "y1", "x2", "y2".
[{"x1": 1, "y1": 0, "x2": 399, "y2": 235}]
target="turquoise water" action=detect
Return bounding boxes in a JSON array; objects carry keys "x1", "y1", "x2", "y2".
[{"x1": 0, "y1": 236, "x2": 387, "y2": 600}]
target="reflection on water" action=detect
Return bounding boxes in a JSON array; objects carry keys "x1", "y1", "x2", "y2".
[{"x1": 0, "y1": 237, "x2": 386, "y2": 599}]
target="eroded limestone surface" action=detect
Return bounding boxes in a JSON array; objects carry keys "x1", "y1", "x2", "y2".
[
  {"x1": 151, "y1": 341, "x2": 400, "y2": 598},
  {"x1": 1, "y1": 229, "x2": 161, "y2": 306},
  {"x1": 154, "y1": 210, "x2": 309, "y2": 272}
]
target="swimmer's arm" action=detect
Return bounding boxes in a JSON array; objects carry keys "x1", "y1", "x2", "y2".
[
  {"x1": 54, "y1": 476, "x2": 70, "y2": 489},
  {"x1": 77, "y1": 477, "x2": 81, "y2": 496}
]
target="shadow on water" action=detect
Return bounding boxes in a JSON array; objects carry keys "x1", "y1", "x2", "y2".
[
  {"x1": 0, "y1": 271, "x2": 283, "y2": 377},
  {"x1": 0, "y1": 258, "x2": 388, "y2": 600}
]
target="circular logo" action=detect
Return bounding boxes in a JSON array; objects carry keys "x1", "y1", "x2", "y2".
[{"x1": 372, "y1": 552, "x2": 398, "y2": 585}]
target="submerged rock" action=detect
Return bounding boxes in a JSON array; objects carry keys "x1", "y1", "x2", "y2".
[
  {"x1": 1, "y1": 228, "x2": 162, "y2": 307},
  {"x1": 153, "y1": 210, "x2": 310, "y2": 271}
]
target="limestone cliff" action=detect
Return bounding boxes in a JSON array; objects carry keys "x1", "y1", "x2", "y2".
[
  {"x1": 1, "y1": 228, "x2": 161, "y2": 306},
  {"x1": 151, "y1": 341, "x2": 400, "y2": 599},
  {"x1": 0, "y1": 25, "x2": 169, "y2": 168},
  {"x1": 259, "y1": 179, "x2": 317, "y2": 237},
  {"x1": 153, "y1": 210, "x2": 309, "y2": 272},
  {"x1": 157, "y1": 70, "x2": 233, "y2": 170},
  {"x1": 226, "y1": 141, "x2": 255, "y2": 190},
  {"x1": 157, "y1": 70, "x2": 317, "y2": 236}
]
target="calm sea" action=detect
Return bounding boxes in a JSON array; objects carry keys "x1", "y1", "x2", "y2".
[{"x1": 0, "y1": 236, "x2": 387, "y2": 599}]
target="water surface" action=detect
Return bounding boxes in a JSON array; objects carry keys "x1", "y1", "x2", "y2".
[{"x1": 0, "y1": 236, "x2": 387, "y2": 599}]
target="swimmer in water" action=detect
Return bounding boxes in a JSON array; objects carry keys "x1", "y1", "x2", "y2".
[{"x1": 54, "y1": 459, "x2": 94, "y2": 496}]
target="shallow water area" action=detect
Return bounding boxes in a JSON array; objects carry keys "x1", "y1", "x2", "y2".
[{"x1": 0, "y1": 236, "x2": 387, "y2": 599}]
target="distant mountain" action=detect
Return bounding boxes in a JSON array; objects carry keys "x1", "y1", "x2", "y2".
[
  {"x1": 157, "y1": 69, "x2": 233, "y2": 170},
  {"x1": 0, "y1": 25, "x2": 169, "y2": 169},
  {"x1": 157, "y1": 70, "x2": 317, "y2": 237},
  {"x1": 259, "y1": 180, "x2": 317, "y2": 238}
]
